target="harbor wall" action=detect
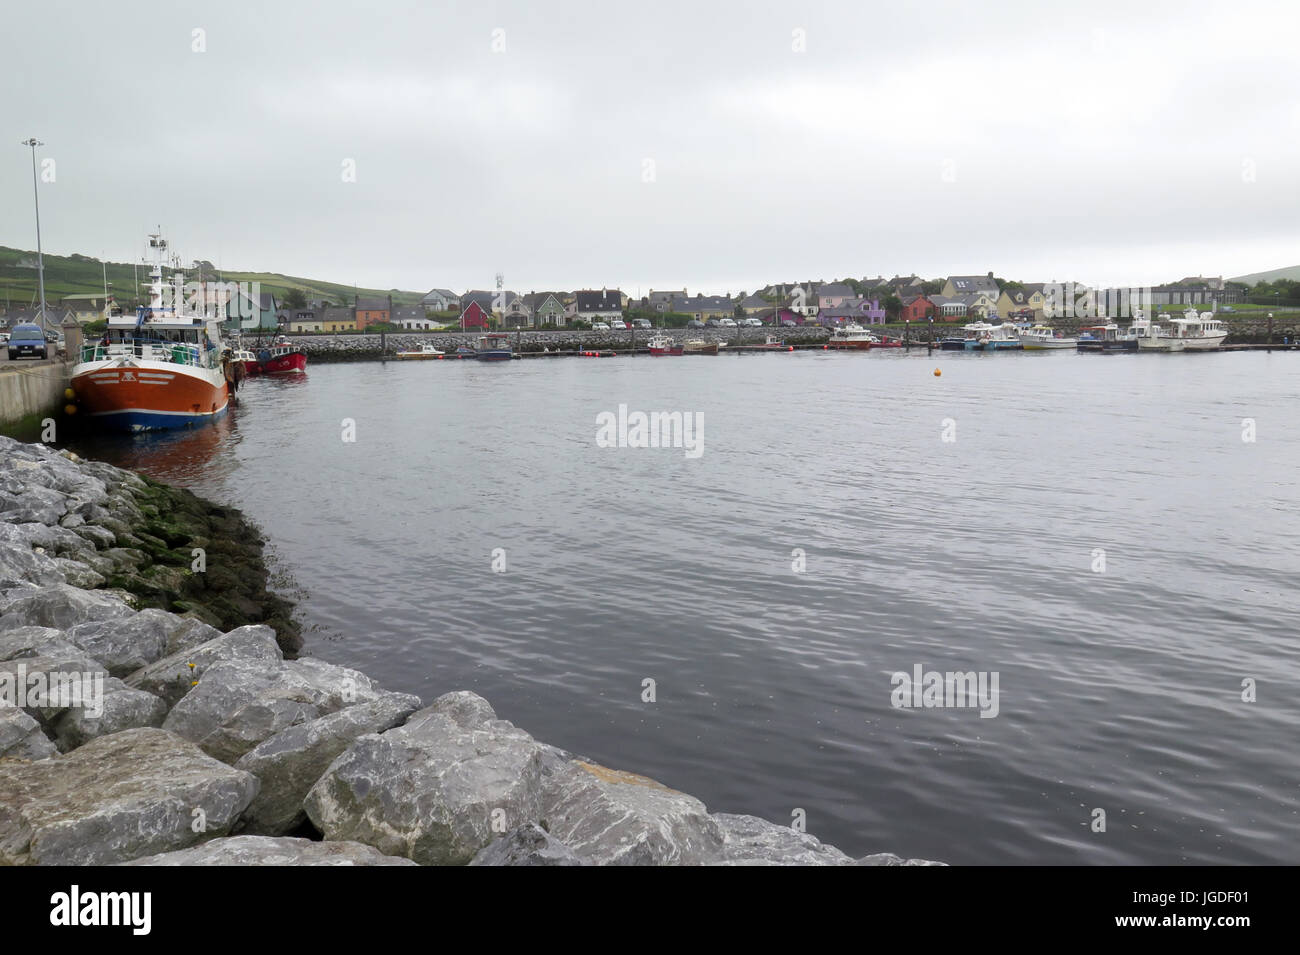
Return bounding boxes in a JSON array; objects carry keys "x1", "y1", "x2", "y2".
[{"x1": 0, "y1": 359, "x2": 73, "y2": 438}]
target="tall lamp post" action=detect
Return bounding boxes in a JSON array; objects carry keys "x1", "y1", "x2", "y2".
[{"x1": 20, "y1": 138, "x2": 48, "y2": 335}]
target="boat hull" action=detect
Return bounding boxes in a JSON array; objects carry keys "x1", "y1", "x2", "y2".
[
  {"x1": 682, "y1": 344, "x2": 719, "y2": 355},
  {"x1": 827, "y1": 339, "x2": 874, "y2": 350},
  {"x1": 257, "y1": 350, "x2": 308, "y2": 374},
  {"x1": 1020, "y1": 339, "x2": 1077, "y2": 350},
  {"x1": 475, "y1": 350, "x2": 513, "y2": 361},
  {"x1": 72, "y1": 361, "x2": 229, "y2": 432},
  {"x1": 649, "y1": 345, "x2": 684, "y2": 356},
  {"x1": 1077, "y1": 340, "x2": 1137, "y2": 353}
]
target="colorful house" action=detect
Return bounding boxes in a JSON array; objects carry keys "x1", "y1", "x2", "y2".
[
  {"x1": 355, "y1": 295, "x2": 392, "y2": 330},
  {"x1": 900, "y1": 295, "x2": 935, "y2": 322},
  {"x1": 460, "y1": 300, "x2": 491, "y2": 329},
  {"x1": 525, "y1": 292, "x2": 567, "y2": 326},
  {"x1": 816, "y1": 282, "x2": 856, "y2": 309},
  {"x1": 321, "y1": 305, "x2": 356, "y2": 333}
]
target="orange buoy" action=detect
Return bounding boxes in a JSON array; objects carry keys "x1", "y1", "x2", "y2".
[
  {"x1": 933, "y1": 368, "x2": 941, "y2": 376},
  {"x1": 64, "y1": 387, "x2": 75, "y2": 400},
  {"x1": 64, "y1": 404, "x2": 77, "y2": 415},
  {"x1": 787, "y1": 346, "x2": 794, "y2": 351}
]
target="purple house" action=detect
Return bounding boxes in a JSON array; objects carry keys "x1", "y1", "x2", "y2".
[{"x1": 819, "y1": 298, "x2": 887, "y2": 326}]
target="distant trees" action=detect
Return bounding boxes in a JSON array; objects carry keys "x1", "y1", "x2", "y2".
[
  {"x1": 282, "y1": 288, "x2": 308, "y2": 309},
  {"x1": 883, "y1": 294, "x2": 902, "y2": 320},
  {"x1": 920, "y1": 279, "x2": 944, "y2": 296}
]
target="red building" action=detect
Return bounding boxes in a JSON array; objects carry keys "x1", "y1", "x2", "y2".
[
  {"x1": 900, "y1": 295, "x2": 934, "y2": 322},
  {"x1": 460, "y1": 301, "x2": 491, "y2": 329}
]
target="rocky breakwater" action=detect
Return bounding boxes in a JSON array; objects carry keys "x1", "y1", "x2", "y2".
[
  {"x1": 288, "y1": 326, "x2": 833, "y2": 362},
  {"x1": 0, "y1": 438, "x2": 940, "y2": 866}
]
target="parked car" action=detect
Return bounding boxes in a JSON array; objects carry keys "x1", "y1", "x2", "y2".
[
  {"x1": 7, "y1": 324, "x2": 48, "y2": 360},
  {"x1": 0, "y1": 332, "x2": 9, "y2": 344},
  {"x1": 631, "y1": 318, "x2": 652, "y2": 329},
  {"x1": 741, "y1": 317, "x2": 763, "y2": 327},
  {"x1": 719, "y1": 318, "x2": 737, "y2": 327},
  {"x1": 704, "y1": 318, "x2": 721, "y2": 328},
  {"x1": 608, "y1": 320, "x2": 628, "y2": 330},
  {"x1": 687, "y1": 319, "x2": 706, "y2": 329},
  {"x1": 1219, "y1": 306, "x2": 1235, "y2": 313},
  {"x1": 591, "y1": 322, "x2": 611, "y2": 331},
  {"x1": 780, "y1": 318, "x2": 799, "y2": 327}
]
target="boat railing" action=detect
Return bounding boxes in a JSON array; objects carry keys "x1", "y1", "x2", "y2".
[{"x1": 81, "y1": 339, "x2": 215, "y2": 368}]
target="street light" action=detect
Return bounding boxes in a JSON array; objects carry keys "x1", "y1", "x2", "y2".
[{"x1": 20, "y1": 138, "x2": 48, "y2": 335}]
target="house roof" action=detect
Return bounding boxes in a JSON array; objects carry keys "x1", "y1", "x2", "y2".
[
  {"x1": 321, "y1": 306, "x2": 355, "y2": 322},
  {"x1": 421, "y1": 288, "x2": 458, "y2": 301},
  {"x1": 947, "y1": 275, "x2": 999, "y2": 294},
  {"x1": 738, "y1": 293, "x2": 768, "y2": 307},
  {"x1": 575, "y1": 289, "x2": 623, "y2": 310},
  {"x1": 671, "y1": 294, "x2": 734, "y2": 312},
  {"x1": 355, "y1": 296, "x2": 391, "y2": 311},
  {"x1": 391, "y1": 305, "x2": 426, "y2": 320},
  {"x1": 817, "y1": 282, "x2": 855, "y2": 298}
]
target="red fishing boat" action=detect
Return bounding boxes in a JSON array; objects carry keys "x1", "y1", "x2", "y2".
[
  {"x1": 237, "y1": 336, "x2": 308, "y2": 376},
  {"x1": 647, "y1": 334, "x2": 683, "y2": 356}
]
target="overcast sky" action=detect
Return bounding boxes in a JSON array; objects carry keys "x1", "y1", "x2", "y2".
[{"x1": 3, "y1": 0, "x2": 1297, "y2": 295}]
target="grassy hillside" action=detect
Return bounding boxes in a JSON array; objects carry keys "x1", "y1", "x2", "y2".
[
  {"x1": 1228, "y1": 265, "x2": 1300, "y2": 286},
  {"x1": 0, "y1": 246, "x2": 426, "y2": 310}
]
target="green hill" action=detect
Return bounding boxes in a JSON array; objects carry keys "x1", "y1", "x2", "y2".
[
  {"x1": 0, "y1": 246, "x2": 426, "y2": 311},
  {"x1": 1228, "y1": 265, "x2": 1300, "y2": 286}
]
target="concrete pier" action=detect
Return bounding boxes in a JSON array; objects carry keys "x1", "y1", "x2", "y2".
[{"x1": 0, "y1": 357, "x2": 72, "y2": 436}]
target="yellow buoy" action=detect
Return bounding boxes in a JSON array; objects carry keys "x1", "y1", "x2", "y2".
[
  {"x1": 933, "y1": 368, "x2": 941, "y2": 377},
  {"x1": 64, "y1": 387, "x2": 75, "y2": 400},
  {"x1": 64, "y1": 404, "x2": 77, "y2": 415}
]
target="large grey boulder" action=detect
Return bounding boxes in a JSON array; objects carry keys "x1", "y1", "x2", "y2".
[
  {"x1": 122, "y1": 835, "x2": 417, "y2": 866},
  {"x1": 469, "y1": 823, "x2": 586, "y2": 866},
  {"x1": 49, "y1": 679, "x2": 168, "y2": 751},
  {"x1": 162, "y1": 657, "x2": 383, "y2": 764},
  {"x1": 0, "y1": 542, "x2": 69, "y2": 589},
  {"x1": 0, "y1": 707, "x2": 57, "y2": 760},
  {"x1": 67, "y1": 608, "x2": 220, "y2": 677},
  {"x1": 853, "y1": 853, "x2": 946, "y2": 866},
  {"x1": 124, "y1": 624, "x2": 282, "y2": 707},
  {"x1": 304, "y1": 691, "x2": 546, "y2": 865},
  {"x1": 0, "y1": 582, "x2": 134, "y2": 631},
  {"x1": 709, "y1": 813, "x2": 852, "y2": 865},
  {"x1": 540, "y1": 760, "x2": 724, "y2": 865},
  {"x1": 0, "y1": 653, "x2": 108, "y2": 724},
  {"x1": 234, "y1": 691, "x2": 422, "y2": 835},
  {"x1": 0, "y1": 626, "x2": 83, "y2": 662},
  {"x1": 0, "y1": 727, "x2": 258, "y2": 865}
]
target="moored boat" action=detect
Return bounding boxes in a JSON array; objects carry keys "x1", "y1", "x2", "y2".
[
  {"x1": 395, "y1": 342, "x2": 446, "y2": 360},
  {"x1": 647, "y1": 334, "x2": 683, "y2": 356},
  {"x1": 71, "y1": 233, "x2": 230, "y2": 432},
  {"x1": 827, "y1": 323, "x2": 879, "y2": 350},
  {"x1": 474, "y1": 333, "x2": 514, "y2": 361},
  {"x1": 754, "y1": 335, "x2": 793, "y2": 351},
  {"x1": 977, "y1": 323, "x2": 1024, "y2": 350},
  {"x1": 682, "y1": 339, "x2": 720, "y2": 355},
  {"x1": 1017, "y1": 324, "x2": 1077, "y2": 349},
  {"x1": 1137, "y1": 310, "x2": 1227, "y2": 352},
  {"x1": 1077, "y1": 322, "x2": 1138, "y2": 353}
]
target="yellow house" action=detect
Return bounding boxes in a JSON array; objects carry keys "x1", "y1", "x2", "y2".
[
  {"x1": 321, "y1": 306, "x2": 356, "y2": 333},
  {"x1": 996, "y1": 284, "x2": 1048, "y2": 318}
]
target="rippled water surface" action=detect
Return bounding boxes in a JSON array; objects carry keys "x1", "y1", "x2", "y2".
[{"x1": 68, "y1": 349, "x2": 1300, "y2": 864}]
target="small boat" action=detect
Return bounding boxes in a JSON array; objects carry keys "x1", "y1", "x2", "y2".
[
  {"x1": 1137, "y1": 310, "x2": 1227, "y2": 352},
  {"x1": 1017, "y1": 325, "x2": 1077, "y2": 350},
  {"x1": 252, "y1": 337, "x2": 308, "y2": 374},
  {"x1": 395, "y1": 342, "x2": 446, "y2": 360},
  {"x1": 978, "y1": 323, "x2": 1024, "y2": 350},
  {"x1": 682, "y1": 339, "x2": 720, "y2": 355},
  {"x1": 1077, "y1": 322, "x2": 1138, "y2": 353},
  {"x1": 647, "y1": 334, "x2": 683, "y2": 356},
  {"x1": 827, "y1": 323, "x2": 879, "y2": 350},
  {"x1": 754, "y1": 335, "x2": 793, "y2": 351},
  {"x1": 474, "y1": 333, "x2": 514, "y2": 361},
  {"x1": 940, "y1": 321, "x2": 997, "y2": 350}
]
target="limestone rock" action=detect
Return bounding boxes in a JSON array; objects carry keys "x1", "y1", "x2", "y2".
[
  {"x1": 50, "y1": 679, "x2": 168, "y2": 751},
  {"x1": 122, "y1": 835, "x2": 417, "y2": 866},
  {"x1": 234, "y1": 691, "x2": 422, "y2": 835},
  {"x1": 469, "y1": 823, "x2": 586, "y2": 866},
  {"x1": 304, "y1": 691, "x2": 544, "y2": 865},
  {"x1": 0, "y1": 727, "x2": 258, "y2": 865},
  {"x1": 709, "y1": 813, "x2": 851, "y2": 865},
  {"x1": 124, "y1": 624, "x2": 282, "y2": 707},
  {"x1": 540, "y1": 760, "x2": 723, "y2": 865},
  {"x1": 0, "y1": 707, "x2": 57, "y2": 761},
  {"x1": 162, "y1": 656, "x2": 382, "y2": 763}
]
